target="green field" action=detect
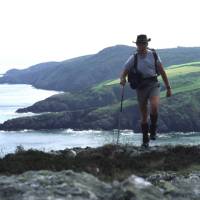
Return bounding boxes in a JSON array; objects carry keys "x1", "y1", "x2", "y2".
[
  {"x1": 90, "y1": 61, "x2": 200, "y2": 113},
  {"x1": 94, "y1": 61, "x2": 200, "y2": 90}
]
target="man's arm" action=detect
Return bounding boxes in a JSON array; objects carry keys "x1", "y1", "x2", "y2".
[
  {"x1": 157, "y1": 63, "x2": 172, "y2": 97},
  {"x1": 120, "y1": 68, "x2": 129, "y2": 85},
  {"x1": 119, "y1": 55, "x2": 134, "y2": 86}
]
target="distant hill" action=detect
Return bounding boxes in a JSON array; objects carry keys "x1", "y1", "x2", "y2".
[
  {"x1": 0, "y1": 45, "x2": 200, "y2": 92},
  {"x1": 1, "y1": 62, "x2": 200, "y2": 132}
]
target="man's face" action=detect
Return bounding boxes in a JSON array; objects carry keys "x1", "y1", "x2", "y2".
[{"x1": 136, "y1": 42, "x2": 148, "y2": 51}]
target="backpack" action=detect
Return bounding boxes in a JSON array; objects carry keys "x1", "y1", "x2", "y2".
[{"x1": 127, "y1": 49, "x2": 160, "y2": 90}]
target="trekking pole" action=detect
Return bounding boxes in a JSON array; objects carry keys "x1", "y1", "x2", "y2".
[{"x1": 117, "y1": 84, "x2": 125, "y2": 145}]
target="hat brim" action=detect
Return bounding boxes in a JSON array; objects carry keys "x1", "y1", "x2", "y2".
[{"x1": 132, "y1": 38, "x2": 151, "y2": 43}]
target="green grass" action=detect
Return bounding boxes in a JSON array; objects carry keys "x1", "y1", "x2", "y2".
[
  {"x1": 160, "y1": 81, "x2": 200, "y2": 98},
  {"x1": 92, "y1": 61, "x2": 200, "y2": 92},
  {"x1": 169, "y1": 61, "x2": 200, "y2": 69},
  {"x1": 89, "y1": 61, "x2": 200, "y2": 114},
  {"x1": 91, "y1": 79, "x2": 117, "y2": 92},
  {"x1": 92, "y1": 98, "x2": 138, "y2": 114},
  {"x1": 104, "y1": 79, "x2": 120, "y2": 86},
  {"x1": 163, "y1": 65, "x2": 200, "y2": 78}
]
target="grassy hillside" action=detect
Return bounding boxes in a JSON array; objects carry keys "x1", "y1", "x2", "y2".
[
  {"x1": 17, "y1": 61, "x2": 200, "y2": 113},
  {"x1": 92, "y1": 62, "x2": 200, "y2": 110}
]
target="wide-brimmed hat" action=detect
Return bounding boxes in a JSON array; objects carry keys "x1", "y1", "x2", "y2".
[{"x1": 132, "y1": 34, "x2": 151, "y2": 44}]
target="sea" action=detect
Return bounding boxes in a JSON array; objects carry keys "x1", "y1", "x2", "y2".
[{"x1": 0, "y1": 83, "x2": 200, "y2": 157}]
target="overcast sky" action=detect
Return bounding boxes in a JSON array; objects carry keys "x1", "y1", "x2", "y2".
[{"x1": 0, "y1": 0, "x2": 199, "y2": 73}]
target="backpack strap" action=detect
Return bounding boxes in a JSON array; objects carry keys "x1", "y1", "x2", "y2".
[
  {"x1": 150, "y1": 48, "x2": 160, "y2": 75},
  {"x1": 133, "y1": 52, "x2": 138, "y2": 73}
]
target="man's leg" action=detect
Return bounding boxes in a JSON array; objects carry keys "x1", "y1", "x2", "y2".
[
  {"x1": 138, "y1": 102, "x2": 149, "y2": 147},
  {"x1": 149, "y1": 95, "x2": 160, "y2": 140},
  {"x1": 136, "y1": 88, "x2": 149, "y2": 147},
  {"x1": 139, "y1": 102, "x2": 148, "y2": 124}
]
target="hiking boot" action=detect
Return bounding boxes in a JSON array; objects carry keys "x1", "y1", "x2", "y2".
[
  {"x1": 149, "y1": 124, "x2": 157, "y2": 140},
  {"x1": 141, "y1": 123, "x2": 149, "y2": 148},
  {"x1": 141, "y1": 142, "x2": 149, "y2": 149},
  {"x1": 149, "y1": 114, "x2": 158, "y2": 140}
]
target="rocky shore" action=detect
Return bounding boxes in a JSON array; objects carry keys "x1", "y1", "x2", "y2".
[{"x1": 1, "y1": 144, "x2": 200, "y2": 199}]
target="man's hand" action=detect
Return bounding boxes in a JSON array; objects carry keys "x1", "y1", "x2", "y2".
[
  {"x1": 120, "y1": 78, "x2": 126, "y2": 86},
  {"x1": 166, "y1": 88, "x2": 172, "y2": 97},
  {"x1": 157, "y1": 63, "x2": 172, "y2": 98}
]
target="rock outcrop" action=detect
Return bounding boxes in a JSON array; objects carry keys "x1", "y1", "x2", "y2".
[
  {"x1": 0, "y1": 170, "x2": 166, "y2": 200},
  {"x1": 1, "y1": 170, "x2": 200, "y2": 199}
]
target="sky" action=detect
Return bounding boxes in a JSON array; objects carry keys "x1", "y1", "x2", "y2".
[{"x1": 0, "y1": 0, "x2": 199, "y2": 73}]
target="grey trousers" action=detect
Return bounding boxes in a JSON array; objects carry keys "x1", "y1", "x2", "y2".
[{"x1": 136, "y1": 80, "x2": 160, "y2": 106}]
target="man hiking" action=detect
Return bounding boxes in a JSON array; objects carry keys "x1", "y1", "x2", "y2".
[{"x1": 120, "y1": 34, "x2": 172, "y2": 148}]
